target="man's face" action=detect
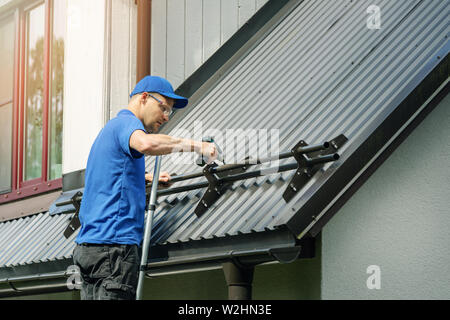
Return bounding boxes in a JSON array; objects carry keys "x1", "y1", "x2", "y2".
[{"x1": 140, "y1": 92, "x2": 174, "y2": 133}]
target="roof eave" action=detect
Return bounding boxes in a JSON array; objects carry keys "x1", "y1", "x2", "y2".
[{"x1": 282, "y1": 48, "x2": 450, "y2": 239}]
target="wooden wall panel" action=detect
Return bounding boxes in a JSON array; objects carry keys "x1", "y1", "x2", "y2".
[{"x1": 151, "y1": 0, "x2": 268, "y2": 89}]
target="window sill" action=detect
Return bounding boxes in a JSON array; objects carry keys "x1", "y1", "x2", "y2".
[{"x1": 0, "y1": 178, "x2": 62, "y2": 205}]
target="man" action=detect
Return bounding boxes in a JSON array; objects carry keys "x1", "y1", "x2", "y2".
[{"x1": 72, "y1": 76, "x2": 217, "y2": 300}]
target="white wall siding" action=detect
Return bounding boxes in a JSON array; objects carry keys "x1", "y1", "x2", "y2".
[
  {"x1": 109, "y1": 0, "x2": 137, "y2": 119},
  {"x1": 151, "y1": 0, "x2": 167, "y2": 78},
  {"x1": 185, "y1": 0, "x2": 203, "y2": 76},
  {"x1": 151, "y1": 0, "x2": 268, "y2": 88},
  {"x1": 166, "y1": 0, "x2": 186, "y2": 88},
  {"x1": 202, "y1": 0, "x2": 221, "y2": 62},
  {"x1": 221, "y1": 0, "x2": 238, "y2": 44},
  {"x1": 63, "y1": 0, "x2": 108, "y2": 174}
]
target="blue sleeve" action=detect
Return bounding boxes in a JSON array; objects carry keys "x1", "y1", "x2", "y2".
[{"x1": 116, "y1": 116, "x2": 147, "y2": 159}]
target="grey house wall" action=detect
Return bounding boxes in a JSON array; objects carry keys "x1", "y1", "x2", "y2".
[{"x1": 321, "y1": 93, "x2": 450, "y2": 300}]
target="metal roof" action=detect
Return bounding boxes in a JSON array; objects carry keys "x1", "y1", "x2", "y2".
[
  {"x1": 0, "y1": 212, "x2": 76, "y2": 269},
  {"x1": 0, "y1": 0, "x2": 448, "y2": 275}
]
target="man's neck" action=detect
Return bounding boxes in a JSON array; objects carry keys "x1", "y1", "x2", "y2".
[{"x1": 127, "y1": 104, "x2": 140, "y2": 118}]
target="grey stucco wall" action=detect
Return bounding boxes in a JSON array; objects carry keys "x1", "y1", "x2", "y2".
[{"x1": 321, "y1": 92, "x2": 450, "y2": 299}]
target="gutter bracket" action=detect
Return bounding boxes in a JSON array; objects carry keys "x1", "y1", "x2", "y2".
[{"x1": 8, "y1": 281, "x2": 21, "y2": 293}]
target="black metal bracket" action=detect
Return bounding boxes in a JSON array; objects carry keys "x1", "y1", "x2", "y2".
[
  {"x1": 282, "y1": 134, "x2": 348, "y2": 202},
  {"x1": 63, "y1": 191, "x2": 83, "y2": 239},
  {"x1": 194, "y1": 162, "x2": 247, "y2": 218},
  {"x1": 57, "y1": 135, "x2": 346, "y2": 224}
]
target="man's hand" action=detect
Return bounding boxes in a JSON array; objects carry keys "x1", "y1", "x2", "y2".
[
  {"x1": 145, "y1": 171, "x2": 173, "y2": 188},
  {"x1": 200, "y1": 142, "x2": 218, "y2": 164}
]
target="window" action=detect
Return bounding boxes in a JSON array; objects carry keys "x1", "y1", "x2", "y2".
[{"x1": 0, "y1": 0, "x2": 65, "y2": 203}]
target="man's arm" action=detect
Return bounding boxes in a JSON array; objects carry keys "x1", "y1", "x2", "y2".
[{"x1": 129, "y1": 130, "x2": 216, "y2": 160}]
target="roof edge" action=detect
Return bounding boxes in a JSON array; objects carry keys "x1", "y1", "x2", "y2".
[
  {"x1": 309, "y1": 67, "x2": 450, "y2": 238},
  {"x1": 285, "y1": 47, "x2": 450, "y2": 239}
]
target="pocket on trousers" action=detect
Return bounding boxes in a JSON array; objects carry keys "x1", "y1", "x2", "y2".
[
  {"x1": 102, "y1": 281, "x2": 136, "y2": 300},
  {"x1": 73, "y1": 245, "x2": 111, "y2": 280}
]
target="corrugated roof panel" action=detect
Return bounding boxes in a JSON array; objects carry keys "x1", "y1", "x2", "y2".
[
  {"x1": 0, "y1": 212, "x2": 75, "y2": 268},
  {"x1": 146, "y1": 0, "x2": 449, "y2": 244},
  {"x1": 21, "y1": 213, "x2": 66, "y2": 265},
  {"x1": 0, "y1": 214, "x2": 50, "y2": 267},
  {"x1": 0, "y1": 216, "x2": 28, "y2": 247},
  {"x1": 33, "y1": 214, "x2": 75, "y2": 263},
  {"x1": 7, "y1": 213, "x2": 63, "y2": 267},
  {"x1": 3, "y1": 213, "x2": 52, "y2": 266}
]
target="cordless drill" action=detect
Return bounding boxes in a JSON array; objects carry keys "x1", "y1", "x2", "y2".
[{"x1": 196, "y1": 136, "x2": 224, "y2": 166}]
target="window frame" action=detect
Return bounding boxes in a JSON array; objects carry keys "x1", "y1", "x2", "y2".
[{"x1": 0, "y1": 0, "x2": 63, "y2": 204}]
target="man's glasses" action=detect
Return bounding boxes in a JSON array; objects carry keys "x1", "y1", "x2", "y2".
[{"x1": 148, "y1": 93, "x2": 173, "y2": 117}]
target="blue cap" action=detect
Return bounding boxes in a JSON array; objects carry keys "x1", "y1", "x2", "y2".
[{"x1": 130, "y1": 75, "x2": 188, "y2": 109}]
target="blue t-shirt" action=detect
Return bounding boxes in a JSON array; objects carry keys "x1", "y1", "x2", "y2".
[{"x1": 76, "y1": 109, "x2": 147, "y2": 245}]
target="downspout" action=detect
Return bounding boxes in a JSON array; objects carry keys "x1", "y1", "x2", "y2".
[
  {"x1": 221, "y1": 246, "x2": 303, "y2": 300},
  {"x1": 136, "y1": 0, "x2": 151, "y2": 82},
  {"x1": 223, "y1": 262, "x2": 254, "y2": 300}
]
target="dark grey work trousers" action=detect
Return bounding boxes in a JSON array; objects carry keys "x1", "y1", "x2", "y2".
[{"x1": 72, "y1": 243, "x2": 141, "y2": 300}]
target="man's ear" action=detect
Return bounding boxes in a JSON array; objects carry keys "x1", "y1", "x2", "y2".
[{"x1": 140, "y1": 92, "x2": 148, "y2": 104}]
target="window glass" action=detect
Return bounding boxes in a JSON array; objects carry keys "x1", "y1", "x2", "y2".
[
  {"x1": 0, "y1": 103, "x2": 13, "y2": 193},
  {"x1": 0, "y1": 16, "x2": 15, "y2": 193},
  {"x1": 0, "y1": 16, "x2": 14, "y2": 103},
  {"x1": 24, "y1": 3, "x2": 45, "y2": 181},
  {"x1": 49, "y1": 0, "x2": 65, "y2": 180}
]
